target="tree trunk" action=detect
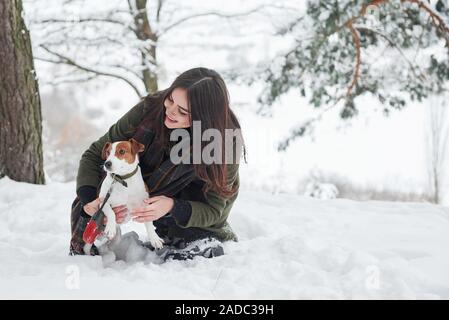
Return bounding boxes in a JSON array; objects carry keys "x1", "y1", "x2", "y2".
[
  {"x1": 0, "y1": 0, "x2": 45, "y2": 184},
  {"x1": 131, "y1": 0, "x2": 159, "y2": 94}
]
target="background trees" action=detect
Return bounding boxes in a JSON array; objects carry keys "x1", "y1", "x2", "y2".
[{"x1": 27, "y1": 0, "x2": 274, "y2": 97}]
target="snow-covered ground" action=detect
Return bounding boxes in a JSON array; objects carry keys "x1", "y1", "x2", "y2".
[{"x1": 1, "y1": 177, "x2": 448, "y2": 299}]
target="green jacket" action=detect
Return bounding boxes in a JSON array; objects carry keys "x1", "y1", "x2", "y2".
[{"x1": 76, "y1": 99, "x2": 240, "y2": 242}]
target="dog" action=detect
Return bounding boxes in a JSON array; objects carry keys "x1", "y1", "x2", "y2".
[{"x1": 83, "y1": 138, "x2": 164, "y2": 255}]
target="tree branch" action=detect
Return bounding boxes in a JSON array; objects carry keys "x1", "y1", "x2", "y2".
[
  {"x1": 274, "y1": 0, "x2": 447, "y2": 99},
  {"x1": 39, "y1": 35, "x2": 131, "y2": 48},
  {"x1": 346, "y1": 21, "x2": 361, "y2": 97},
  {"x1": 39, "y1": 45, "x2": 144, "y2": 97},
  {"x1": 158, "y1": 5, "x2": 268, "y2": 35},
  {"x1": 43, "y1": 74, "x2": 100, "y2": 85},
  {"x1": 356, "y1": 26, "x2": 427, "y2": 81},
  {"x1": 156, "y1": 0, "x2": 164, "y2": 22},
  {"x1": 402, "y1": 0, "x2": 449, "y2": 46},
  {"x1": 35, "y1": 18, "x2": 126, "y2": 25}
]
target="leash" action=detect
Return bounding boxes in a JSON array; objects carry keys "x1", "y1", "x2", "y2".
[{"x1": 82, "y1": 180, "x2": 116, "y2": 244}]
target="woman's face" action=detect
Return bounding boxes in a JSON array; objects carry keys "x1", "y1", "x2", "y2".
[{"x1": 164, "y1": 87, "x2": 191, "y2": 129}]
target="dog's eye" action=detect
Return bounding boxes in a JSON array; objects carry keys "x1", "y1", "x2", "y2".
[{"x1": 119, "y1": 149, "x2": 125, "y2": 155}]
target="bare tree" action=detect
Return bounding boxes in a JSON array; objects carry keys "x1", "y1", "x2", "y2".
[
  {"x1": 425, "y1": 94, "x2": 449, "y2": 204},
  {"x1": 25, "y1": 0, "x2": 273, "y2": 97},
  {"x1": 128, "y1": 0, "x2": 158, "y2": 94},
  {"x1": 0, "y1": 0, "x2": 45, "y2": 184}
]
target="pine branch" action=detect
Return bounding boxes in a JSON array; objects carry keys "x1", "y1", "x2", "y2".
[
  {"x1": 402, "y1": 0, "x2": 449, "y2": 46},
  {"x1": 355, "y1": 26, "x2": 427, "y2": 81}
]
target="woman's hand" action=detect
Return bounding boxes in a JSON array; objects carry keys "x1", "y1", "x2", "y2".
[
  {"x1": 131, "y1": 195, "x2": 174, "y2": 223},
  {"x1": 111, "y1": 204, "x2": 129, "y2": 224},
  {"x1": 83, "y1": 197, "x2": 129, "y2": 224},
  {"x1": 83, "y1": 197, "x2": 103, "y2": 216}
]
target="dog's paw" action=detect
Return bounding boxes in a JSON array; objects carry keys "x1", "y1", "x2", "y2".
[
  {"x1": 104, "y1": 223, "x2": 117, "y2": 240},
  {"x1": 150, "y1": 236, "x2": 165, "y2": 250}
]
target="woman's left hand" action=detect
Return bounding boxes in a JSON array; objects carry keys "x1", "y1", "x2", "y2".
[{"x1": 131, "y1": 195, "x2": 174, "y2": 223}]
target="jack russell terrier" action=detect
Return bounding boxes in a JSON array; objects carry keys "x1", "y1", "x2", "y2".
[{"x1": 83, "y1": 138, "x2": 165, "y2": 255}]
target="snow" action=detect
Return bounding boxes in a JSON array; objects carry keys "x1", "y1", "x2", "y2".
[
  {"x1": 1, "y1": 176, "x2": 448, "y2": 299},
  {"x1": 304, "y1": 181, "x2": 339, "y2": 199}
]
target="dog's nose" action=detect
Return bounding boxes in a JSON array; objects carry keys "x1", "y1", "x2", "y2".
[{"x1": 104, "y1": 161, "x2": 112, "y2": 169}]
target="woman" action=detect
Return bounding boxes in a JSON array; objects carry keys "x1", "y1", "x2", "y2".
[{"x1": 70, "y1": 67, "x2": 245, "y2": 261}]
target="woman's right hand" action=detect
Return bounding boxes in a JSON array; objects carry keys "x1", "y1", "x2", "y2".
[
  {"x1": 111, "y1": 205, "x2": 129, "y2": 224},
  {"x1": 83, "y1": 197, "x2": 103, "y2": 216},
  {"x1": 83, "y1": 197, "x2": 128, "y2": 224}
]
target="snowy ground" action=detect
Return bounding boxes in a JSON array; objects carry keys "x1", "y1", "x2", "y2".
[{"x1": 1, "y1": 177, "x2": 448, "y2": 299}]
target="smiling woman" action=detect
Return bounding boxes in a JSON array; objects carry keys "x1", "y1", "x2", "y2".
[
  {"x1": 70, "y1": 67, "x2": 246, "y2": 262},
  {"x1": 164, "y1": 88, "x2": 191, "y2": 128}
]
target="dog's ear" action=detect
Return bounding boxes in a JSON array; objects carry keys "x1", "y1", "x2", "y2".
[
  {"x1": 101, "y1": 142, "x2": 112, "y2": 160},
  {"x1": 130, "y1": 138, "x2": 145, "y2": 154}
]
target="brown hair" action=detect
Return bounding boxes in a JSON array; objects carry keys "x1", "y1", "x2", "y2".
[{"x1": 143, "y1": 67, "x2": 246, "y2": 198}]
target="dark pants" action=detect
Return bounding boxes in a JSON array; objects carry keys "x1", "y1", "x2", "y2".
[
  {"x1": 70, "y1": 196, "x2": 223, "y2": 260},
  {"x1": 153, "y1": 215, "x2": 217, "y2": 243}
]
